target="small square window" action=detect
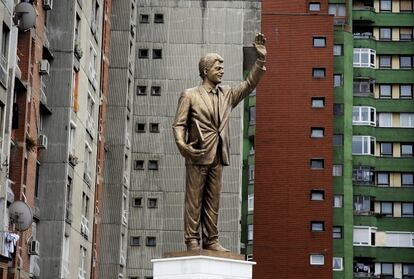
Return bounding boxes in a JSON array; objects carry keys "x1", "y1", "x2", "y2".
[
  {"x1": 333, "y1": 257, "x2": 343, "y2": 271},
  {"x1": 313, "y1": 68, "x2": 326, "y2": 78},
  {"x1": 148, "y1": 198, "x2": 158, "y2": 208},
  {"x1": 310, "y1": 190, "x2": 325, "y2": 201},
  {"x1": 379, "y1": 84, "x2": 392, "y2": 99},
  {"x1": 400, "y1": 0, "x2": 414, "y2": 12},
  {"x1": 152, "y1": 49, "x2": 162, "y2": 59},
  {"x1": 333, "y1": 165, "x2": 343, "y2": 177},
  {"x1": 309, "y1": 2, "x2": 321, "y2": 11},
  {"x1": 380, "y1": 142, "x2": 393, "y2": 157},
  {"x1": 402, "y1": 173, "x2": 414, "y2": 186},
  {"x1": 136, "y1": 123, "x2": 146, "y2": 133},
  {"x1": 311, "y1": 221, "x2": 325, "y2": 232},
  {"x1": 134, "y1": 160, "x2": 144, "y2": 170},
  {"x1": 401, "y1": 144, "x2": 413, "y2": 157},
  {"x1": 400, "y1": 85, "x2": 413, "y2": 99},
  {"x1": 137, "y1": 86, "x2": 147, "y2": 96},
  {"x1": 381, "y1": 202, "x2": 393, "y2": 216},
  {"x1": 311, "y1": 128, "x2": 324, "y2": 138},
  {"x1": 333, "y1": 45, "x2": 343, "y2": 56},
  {"x1": 151, "y1": 86, "x2": 161, "y2": 96},
  {"x1": 154, "y1": 13, "x2": 164, "y2": 23},
  {"x1": 333, "y1": 195, "x2": 343, "y2": 208},
  {"x1": 333, "y1": 104, "x2": 343, "y2": 116},
  {"x1": 311, "y1": 97, "x2": 325, "y2": 108},
  {"x1": 313, "y1": 37, "x2": 326, "y2": 47},
  {"x1": 400, "y1": 28, "x2": 413, "y2": 40},
  {"x1": 138, "y1": 49, "x2": 149, "y2": 59},
  {"x1": 400, "y1": 56, "x2": 413, "y2": 69},
  {"x1": 139, "y1": 14, "x2": 149, "y2": 23},
  {"x1": 310, "y1": 159, "x2": 324, "y2": 169},
  {"x1": 310, "y1": 254, "x2": 324, "y2": 265},
  {"x1": 130, "y1": 277, "x2": 138, "y2": 279},
  {"x1": 377, "y1": 172, "x2": 390, "y2": 186},
  {"x1": 132, "y1": 197, "x2": 142, "y2": 207},
  {"x1": 379, "y1": 28, "x2": 391, "y2": 40},
  {"x1": 402, "y1": 202, "x2": 414, "y2": 217},
  {"x1": 130, "y1": 236, "x2": 140, "y2": 246},
  {"x1": 333, "y1": 227, "x2": 342, "y2": 239},
  {"x1": 379, "y1": 56, "x2": 391, "y2": 68},
  {"x1": 334, "y1": 74, "x2": 342, "y2": 87},
  {"x1": 149, "y1": 123, "x2": 159, "y2": 133},
  {"x1": 148, "y1": 160, "x2": 158, "y2": 170},
  {"x1": 146, "y1": 237, "x2": 156, "y2": 247},
  {"x1": 333, "y1": 134, "x2": 343, "y2": 146},
  {"x1": 380, "y1": 0, "x2": 392, "y2": 11}
]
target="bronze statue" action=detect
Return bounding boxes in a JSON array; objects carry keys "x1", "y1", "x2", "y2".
[{"x1": 172, "y1": 33, "x2": 266, "y2": 252}]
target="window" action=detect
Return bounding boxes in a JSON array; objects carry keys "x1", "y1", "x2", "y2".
[
  {"x1": 312, "y1": 68, "x2": 326, "y2": 78},
  {"x1": 134, "y1": 160, "x2": 144, "y2": 170},
  {"x1": 79, "y1": 246, "x2": 87, "y2": 279},
  {"x1": 149, "y1": 123, "x2": 159, "y2": 133},
  {"x1": 249, "y1": 107, "x2": 256, "y2": 124},
  {"x1": 378, "y1": 113, "x2": 392, "y2": 127},
  {"x1": 380, "y1": 143, "x2": 393, "y2": 157},
  {"x1": 310, "y1": 159, "x2": 324, "y2": 169},
  {"x1": 334, "y1": 74, "x2": 342, "y2": 87},
  {"x1": 137, "y1": 85, "x2": 147, "y2": 95},
  {"x1": 401, "y1": 143, "x2": 413, "y2": 157},
  {"x1": 402, "y1": 202, "x2": 414, "y2": 217},
  {"x1": 334, "y1": 195, "x2": 343, "y2": 208},
  {"x1": 313, "y1": 37, "x2": 326, "y2": 47},
  {"x1": 352, "y1": 136, "x2": 375, "y2": 155},
  {"x1": 69, "y1": 123, "x2": 77, "y2": 155},
  {"x1": 328, "y1": 4, "x2": 346, "y2": 16},
  {"x1": 402, "y1": 173, "x2": 414, "y2": 186},
  {"x1": 400, "y1": 56, "x2": 413, "y2": 68},
  {"x1": 400, "y1": 0, "x2": 414, "y2": 12},
  {"x1": 310, "y1": 254, "x2": 324, "y2": 265},
  {"x1": 333, "y1": 165, "x2": 343, "y2": 176},
  {"x1": 333, "y1": 104, "x2": 343, "y2": 116},
  {"x1": 248, "y1": 165, "x2": 255, "y2": 182},
  {"x1": 400, "y1": 28, "x2": 413, "y2": 40},
  {"x1": 381, "y1": 202, "x2": 393, "y2": 216},
  {"x1": 89, "y1": 44, "x2": 98, "y2": 84},
  {"x1": 333, "y1": 44, "x2": 343, "y2": 56},
  {"x1": 311, "y1": 190, "x2": 325, "y2": 201},
  {"x1": 148, "y1": 160, "x2": 158, "y2": 170},
  {"x1": 152, "y1": 49, "x2": 162, "y2": 59},
  {"x1": 333, "y1": 227, "x2": 342, "y2": 239},
  {"x1": 138, "y1": 49, "x2": 149, "y2": 59},
  {"x1": 385, "y1": 232, "x2": 413, "y2": 247},
  {"x1": 400, "y1": 113, "x2": 414, "y2": 127},
  {"x1": 333, "y1": 134, "x2": 343, "y2": 146},
  {"x1": 130, "y1": 236, "x2": 140, "y2": 246},
  {"x1": 154, "y1": 13, "x2": 164, "y2": 23},
  {"x1": 353, "y1": 79, "x2": 374, "y2": 95},
  {"x1": 352, "y1": 106, "x2": 376, "y2": 126},
  {"x1": 146, "y1": 237, "x2": 156, "y2": 247},
  {"x1": 403, "y1": 264, "x2": 414, "y2": 278},
  {"x1": 311, "y1": 128, "x2": 324, "y2": 138},
  {"x1": 148, "y1": 198, "x2": 157, "y2": 208},
  {"x1": 400, "y1": 85, "x2": 413, "y2": 99},
  {"x1": 136, "y1": 123, "x2": 145, "y2": 133},
  {"x1": 333, "y1": 257, "x2": 343, "y2": 271},
  {"x1": 84, "y1": 144, "x2": 93, "y2": 184},
  {"x1": 139, "y1": 14, "x2": 149, "y2": 23},
  {"x1": 379, "y1": 28, "x2": 392, "y2": 40},
  {"x1": 379, "y1": 55, "x2": 391, "y2": 68},
  {"x1": 377, "y1": 172, "x2": 390, "y2": 186},
  {"x1": 353, "y1": 226, "x2": 376, "y2": 246},
  {"x1": 248, "y1": 194, "x2": 254, "y2": 211},
  {"x1": 353, "y1": 166, "x2": 374, "y2": 185},
  {"x1": 1, "y1": 24, "x2": 9, "y2": 62},
  {"x1": 151, "y1": 86, "x2": 161, "y2": 96},
  {"x1": 353, "y1": 48, "x2": 376, "y2": 68},
  {"x1": 353, "y1": 195, "x2": 372, "y2": 213},
  {"x1": 381, "y1": 263, "x2": 394, "y2": 277},
  {"x1": 380, "y1": 0, "x2": 392, "y2": 11},
  {"x1": 132, "y1": 197, "x2": 142, "y2": 207},
  {"x1": 379, "y1": 84, "x2": 392, "y2": 99},
  {"x1": 311, "y1": 222, "x2": 324, "y2": 232},
  {"x1": 247, "y1": 224, "x2": 253, "y2": 241},
  {"x1": 309, "y1": 2, "x2": 321, "y2": 11},
  {"x1": 311, "y1": 97, "x2": 325, "y2": 108}
]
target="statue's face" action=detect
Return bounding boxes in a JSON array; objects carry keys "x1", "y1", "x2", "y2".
[{"x1": 206, "y1": 61, "x2": 224, "y2": 85}]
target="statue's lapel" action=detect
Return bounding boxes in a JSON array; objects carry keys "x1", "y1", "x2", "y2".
[{"x1": 198, "y1": 86, "x2": 215, "y2": 123}]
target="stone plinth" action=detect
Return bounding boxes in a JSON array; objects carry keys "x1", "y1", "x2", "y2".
[{"x1": 152, "y1": 252, "x2": 255, "y2": 279}]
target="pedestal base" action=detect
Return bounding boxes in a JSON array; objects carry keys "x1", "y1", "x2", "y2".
[{"x1": 152, "y1": 254, "x2": 255, "y2": 279}]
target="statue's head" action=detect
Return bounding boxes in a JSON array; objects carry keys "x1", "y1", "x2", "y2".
[{"x1": 199, "y1": 53, "x2": 224, "y2": 85}]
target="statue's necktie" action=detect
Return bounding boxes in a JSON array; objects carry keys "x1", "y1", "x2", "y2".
[{"x1": 211, "y1": 89, "x2": 219, "y2": 125}]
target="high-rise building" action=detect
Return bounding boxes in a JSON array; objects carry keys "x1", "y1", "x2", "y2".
[{"x1": 250, "y1": 0, "x2": 414, "y2": 278}]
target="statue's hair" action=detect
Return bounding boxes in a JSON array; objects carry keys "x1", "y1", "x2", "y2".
[{"x1": 199, "y1": 53, "x2": 223, "y2": 79}]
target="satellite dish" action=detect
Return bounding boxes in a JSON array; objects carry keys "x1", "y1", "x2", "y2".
[
  {"x1": 9, "y1": 201, "x2": 33, "y2": 231},
  {"x1": 13, "y1": 2, "x2": 36, "y2": 32}
]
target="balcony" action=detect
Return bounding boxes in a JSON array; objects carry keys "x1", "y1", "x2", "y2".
[
  {"x1": 354, "y1": 214, "x2": 414, "y2": 231},
  {"x1": 353, "y1": 126, "x2": 414, "y2": 142},
  {"x1": 353, "y1": 8, "x2": 414, "y2": 27},
  {"x1": 354, "y1": 68, "x2": 414, "y2": 84},
  {"x1": 353, "y1": 97, "x2": 414, "y2": 113},
  {"x1": 353, "y1": 156, "x2": 414, "y2": 172},
  {"x1": 354, "y1": 246, "x2": 414, "y2": 262},
  {"x1": 353, "y1": 7, "x2": 376, "y2": 23}
]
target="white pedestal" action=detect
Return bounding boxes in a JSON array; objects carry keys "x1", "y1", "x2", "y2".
[{"x1": 152, "y1": 255, "x2": 256, "y2": 279}]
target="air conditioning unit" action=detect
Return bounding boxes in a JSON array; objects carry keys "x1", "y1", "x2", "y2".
[
  {"x1": 69, "y1": 154, "x2": 79, "y2": 166},
  {"x1": 39, "y1": 59, "x2": 50, "y2": 75},
  {"x1": 37, "y1": 134, "x2": 48, "y2": 149},
  {"x1": 28, "y1": 240, "x2": 40, "y2": 255},
  {"x1": 43, "y1": 0, "x2": 53, "y2": 10}
]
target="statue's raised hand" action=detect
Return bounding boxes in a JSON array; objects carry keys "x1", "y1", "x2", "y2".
[{"x1": 254, "y1": 33, "x2": 267, "y2": 61}]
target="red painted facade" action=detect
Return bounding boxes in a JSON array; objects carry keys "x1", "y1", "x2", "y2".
[{"x1": 253, "y1": 2, "x2": 334, "y2": 278}]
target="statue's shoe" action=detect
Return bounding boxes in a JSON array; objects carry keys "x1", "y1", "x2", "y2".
[
  {"x1": 186, "y1": 240, "x2": 200, "y2": 251},
  {"x1": 203, "y1": 242, "x2": 230, "y2": 252}
]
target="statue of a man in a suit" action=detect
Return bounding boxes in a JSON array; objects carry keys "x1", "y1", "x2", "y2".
[{"x1": 172, "y1": 33, "x2": 266, "y2": 251}]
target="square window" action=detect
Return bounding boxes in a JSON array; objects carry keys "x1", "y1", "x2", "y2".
[
  {"x1": 312, "y1": 68, "x2": 326, "y2": 78},
  {"x1": 333, "y1": 104, "x2": 343, "y2": 116},
  {"x1": 403, "y1": 264, "x2": 414, "y2": 277},
  {"x1": 132, "y1": 197, "x2": 142, "y2": 207},
  {"x1": 134, "y1": 160, "x2": 144, "y2": 170},
  {"x1": 310, "y1": 159, "x2": 324, "y2": 169},
  {"x1": 130, "y1": 236, "x2": 140, "y2": 246},
  {"x1": 146, "y1": 236, "x2": 156, "y2": 247},
  {"x1": 311, "y1": 97, "x2": 325, "y2": 108},
  {"x1": 311, "y1": 190, "x2": 325, "y2": 201},
  {"x1": 149, "y1": 123, "x2": 159, "y2": 133},
  {"x1": 400, "y1": 56, "x2": 413, "y2": 68},
  {"x1": 311, "y1": 128, "x2": 324, "y2": 138},
  {"x1": 401, "y1": 144, "x2": 413, "y2": 157},
  {"x1": 400, "y1": 28, "x2": 413, "y2": 40},
  {"x1": 135, "y1": 123, "x2": 146, "y2": 133},
  {"x1": 148, "y1": 198, "x2": 158, "y2": 208},
  {"x1": 148, "y1": 160, "x2": 158, "y2": 170},
  {"x1": 381, "y1": 202, "x2": 393, "y2": 216},
  {"x1": 333, "y1": 257, "x2": 343, "y2": 271},
  {"x1": 137, "y1": 85, "x2": 147, "y2": 95},
  {"x1": 152, "y1": 49, "x2": 162, "y2": 59},
  {"x1": 334, "y1": 74, "x2": 342, "y2": 87},
  {"x1": 333, "y1": 44, "x2": 343, "y2": 56},
  {"x1": 380, "y1": 0, "x2": 392, "y2": 11},
  {"x1": 379, "y1": 28, "x2": 391, "y2": 40},
  {"x1": 310, "y1": 254, "x2": 324, "y2": 265},
  {"x1": 154, "y1": 13, "x2": 164, "y2": 23},
  {"x1": 151, "y1": 86, "x2": 161, "y2": 96},
  {"x1": 309, "y1": 2, "x2": 321, "y2": 11},
  {"x1": 402, "y1": 202, "x2": 414, "y2": 217},
  {"x1": 381, "y1": 263, "x2": 394, "y2": 275},
  {"x1": 313, "y1": 37, "x2": 326, "y2": 47},
  {"x1": 138, "y1": 49, "x2": 149, "y2": 59},
  {"x1": 402, "y1": 173, "x2": 414, "y2": 186},
  {"x1": 380, "y1": 143, "x2": 393, "y2": 157},
  {"x1": 379, "y1": 85, "x2": 392, "y2": 99},
  {"x1": 333, "y1": 195, "x2": 343, "y2": 208},
  {"x1": 379, "y1": 56, "x2": 391, "y2": 68},
  {"x1": 377, "y1": 172, "x2": 390, "y2": 186},
  {"x1": 333, "y1": 165, "x2": 343, "y2": 177},
  {"x1": 333, "y1": 227, "x2": 342, "y2": 239},
  {"x1": 400, "y1": 85, "x2": 413, "y2": 99},
  {"x1": 333, "y1": 134, "x2": 343, "y2": 146},
  {"x1": 247, "y1": 224, "x2": 253, "y2": 241},
  {"x1": 311, "y1": 221, "x2": 325, "y2": 232},
  {"x1": 139, "y1": 14, "x2": 149, "y2": 23}
]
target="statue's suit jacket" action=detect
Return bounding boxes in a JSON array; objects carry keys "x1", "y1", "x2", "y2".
[{"x1": 173, "y1": 61, "x2": 265, "y2": 166}]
